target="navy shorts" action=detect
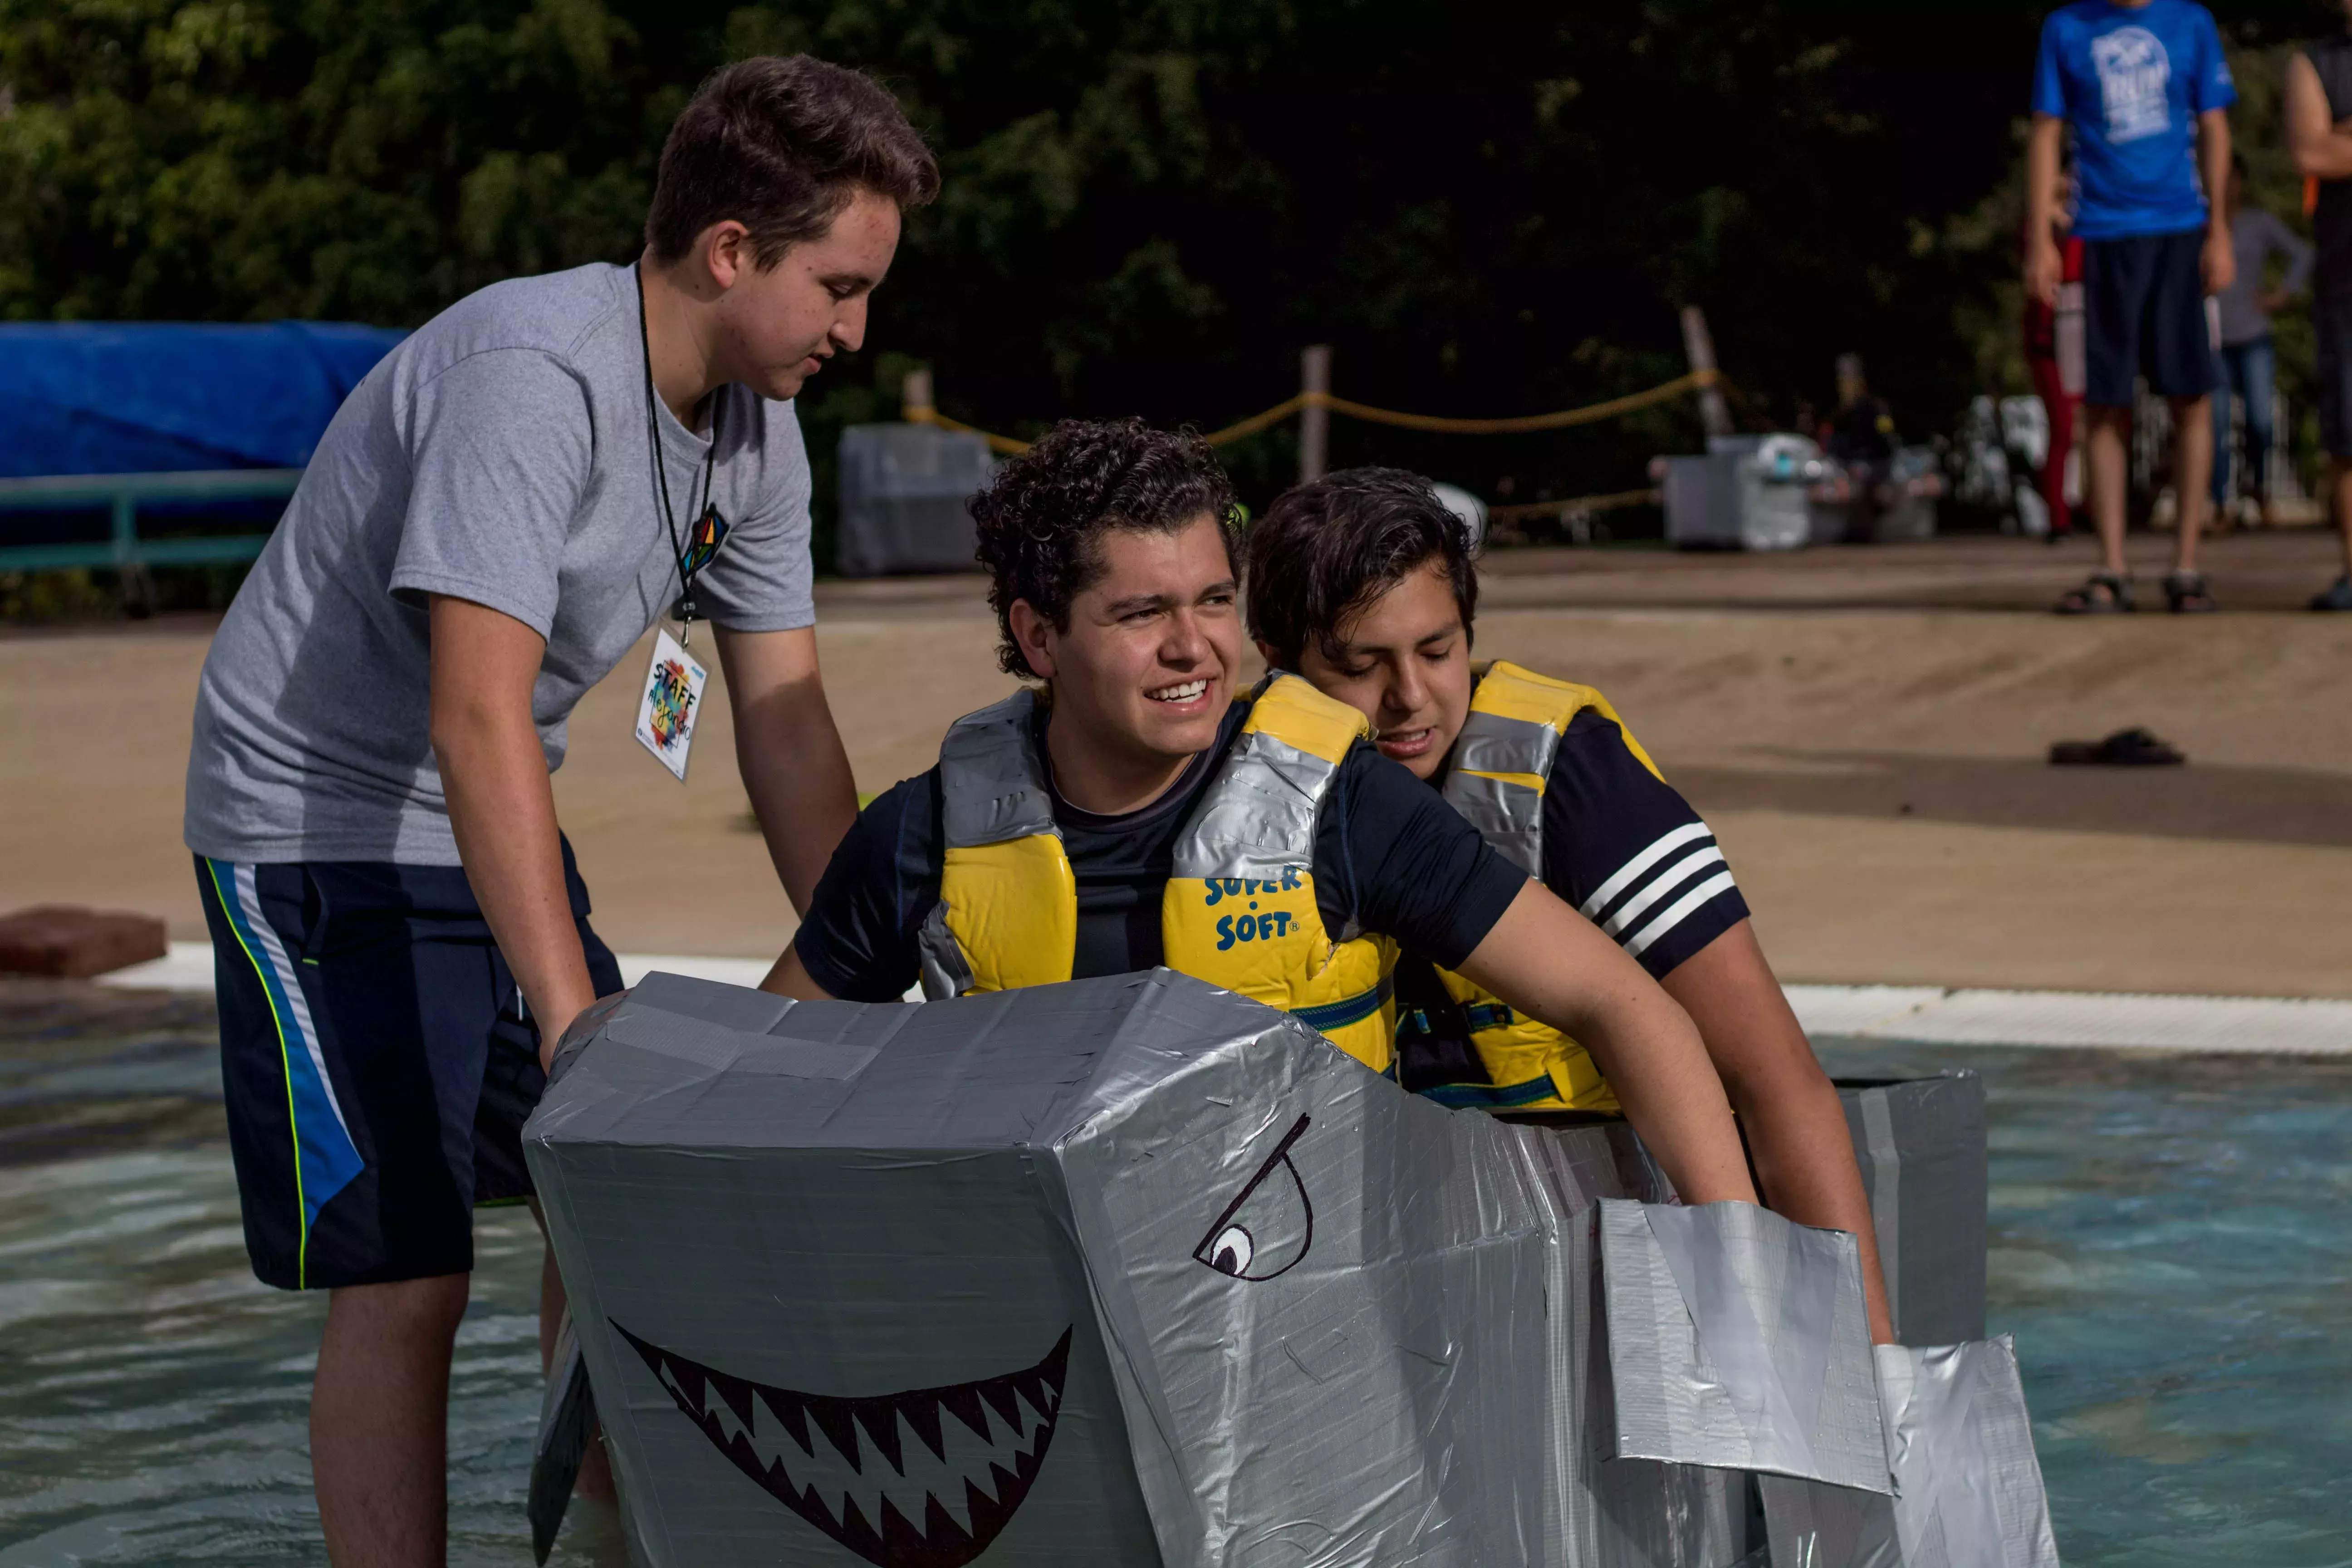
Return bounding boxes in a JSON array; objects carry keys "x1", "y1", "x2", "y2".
[
  {"x1": 2082, "y1": 229, "x2": 2218, "y2": 407},
  {"x1": 195, "y1": 842, "x2": 622, "y2": 1290}
]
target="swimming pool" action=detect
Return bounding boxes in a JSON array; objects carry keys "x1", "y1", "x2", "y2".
[{"x1": 1, "y1": 984, "x2": 2346, "y2": 1565}]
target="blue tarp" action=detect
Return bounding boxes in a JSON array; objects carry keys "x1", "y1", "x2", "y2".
[{"x1": 0, "y1": 322, "x2": 407, "y2": 479}]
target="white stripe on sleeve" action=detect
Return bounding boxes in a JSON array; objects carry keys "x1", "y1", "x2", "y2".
[
  {"x1": 1578, "y1": 822, "x2": 1713, "y2": 919},
  {"x1": 1624, "y1": 870, "x2": 1742, "y2": 960},
  {"x1": 1600, "y1": 846, "x2": 1728, "y2": 937}
]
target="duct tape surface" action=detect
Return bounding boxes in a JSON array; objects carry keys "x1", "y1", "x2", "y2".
[
  {"x1": 1759, "y1": 1337, "x2": 2058, "y2": 1568},
  {"x1": 527, "y1": 969, "x2": 1770, "y2": 1568},
  {"x1": 526, "y1": 970, "x2": 1166, "y2": 1567},
  {"x1": 1598, "y1": 1199, "x2": 1889, "y2": 1492},
  {"x1": 1835, "y1": 1074, "x2": 1987, "y2": 1348}
]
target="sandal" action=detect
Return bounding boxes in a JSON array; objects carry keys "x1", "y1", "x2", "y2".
[
  {"x1": 2049, "y1": 727, "x2": 2186, "y2": 766},
  {"x1": 2164, "y1": 570, "x2": 2218, "y2": 613},
  {"x1": 2054, "y1": 571, "x2": 2133, "y2": 614}
]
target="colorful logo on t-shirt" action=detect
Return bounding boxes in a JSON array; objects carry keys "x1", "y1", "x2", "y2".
[
  {"x1": 679, "y1": 503, "x2": 729, "y2": 578},
  {"x1": 2092, "y1": 26, "x2": 2172, "y2": 144},
  {"x1": 646, "y1": 654, "x2": 697, "y2": 750}
]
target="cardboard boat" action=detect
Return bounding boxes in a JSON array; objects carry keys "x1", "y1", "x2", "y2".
[{"x1": 524, "y1": 970, "x2": 2055, "y2": 1568}]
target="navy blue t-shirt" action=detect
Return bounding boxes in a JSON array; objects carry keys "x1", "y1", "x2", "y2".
[
  {"x1": 2032, "y1": 0, "x2": 2235, "y2": 240},
  {"x1": 794, "y1": 700, "x2": 1529, "y2": 1003}
]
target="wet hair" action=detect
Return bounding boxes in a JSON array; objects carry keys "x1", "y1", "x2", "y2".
[
  {"x1": 645, "y1": 56, "x2": 939, "y2": 267},
  {"x1": 1246, "y1": 467, "x2": 1479, "y2": 670},
  {"x1": 970, "y1": 419, "x2": 1241, "y2": 678}
]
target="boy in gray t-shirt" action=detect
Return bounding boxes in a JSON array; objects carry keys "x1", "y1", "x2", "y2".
[{"x1": 181, "y1": 56, "x2": 937, "y2": 1558}]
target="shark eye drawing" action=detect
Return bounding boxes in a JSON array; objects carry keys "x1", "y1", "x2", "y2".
[
  {"x1": 1191, "y1": 1113, "x2": 1314, "y2": 1282},
  {"x1": 615, "y1": 1320, "x2": 1072, "y2": 1568}
]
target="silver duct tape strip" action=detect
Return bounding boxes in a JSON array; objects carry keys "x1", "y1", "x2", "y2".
[
  {"x1": 1441, "y1": 773, "x2": 1543, "y2": 877},
  {"x1": 1170, "y1": 728, "x2": 1337, "y2": 882},
  {"x1": 1879, "y1": 1338, "x2": 2059, "y2": 1568},
  {"x1": 1599, "y1": 1198, "x2": 1890, "y2": 1493},
  {"x1": 1760, "y1": 1337, "x2": 2060, "y2": 1568},
  {"x1": 1859, "y1": 1086, "x2": 1903, "y2": 1333},
  {"x1": 1450, "y1": 709, "x2": 1563, "y2": 784},
  {"x1": 938, "y1": 688, "x2": 1059, "y2": 848}
]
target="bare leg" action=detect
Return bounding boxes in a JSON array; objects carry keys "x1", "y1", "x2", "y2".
[
  {"x1": 312, "y1": 1274, "x2": 470, "y2": 1568},
  {"x1": 2170, "y1": 395, "x2": 2213, "y2": 574},
  {"x1": 2084, "y1": 404, "x2": 2132, "y2": 577}
]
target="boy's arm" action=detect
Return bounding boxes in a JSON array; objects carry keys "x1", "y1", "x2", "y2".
[
  {"x1": 1453, "y1": 882, "x2": 1757, "y2": 1207},
  {"x1": 430, "y1": 595, "x2": 602, "y2": 1068},
  {"x1": 1661, "y1": 922, "x2": 1896, "y2": 1343},
  {"x1": 714, "y1": 624, "x2": 857, "y2": 914},
  {"x1": 2287, "y1": 52, "x2": 2352, "y2": 180},
  {"x1": 2025, "y1": 114, "x2": 2068, "y2": 308},
  {"x1": 2199, "y1": 109, "x2": 2236, "y2": 296},
  {"x1": 761, "y1": 942, "x2": 837, "y2": 1000}
]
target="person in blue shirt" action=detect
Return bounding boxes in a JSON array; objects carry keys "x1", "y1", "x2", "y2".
[{"x1": 2027, "y1": 0, "x2": 2237, "y2": 614}]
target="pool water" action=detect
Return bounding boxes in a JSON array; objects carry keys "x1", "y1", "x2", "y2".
[{"x1": 1, "y1": 984, "x2": 2347, "y2": 1565}]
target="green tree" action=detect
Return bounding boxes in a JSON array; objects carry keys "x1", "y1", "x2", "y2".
[{"x1": 5, "y1": 0, "x2": 2344, "y2": 534}]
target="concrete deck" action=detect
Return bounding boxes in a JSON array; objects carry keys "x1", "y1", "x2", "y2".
[{"x1": 6, "y1": 529, "x2": 2347, "y2": 997}]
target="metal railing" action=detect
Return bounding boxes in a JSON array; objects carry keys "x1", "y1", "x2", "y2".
[{"x1": 0, "y1": 468, "x2": 299, "y2": 592}]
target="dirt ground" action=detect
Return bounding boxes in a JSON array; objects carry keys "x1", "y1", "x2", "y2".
[{"x1": 5, "y1": 529, "x2": 2347, "y2": 996}]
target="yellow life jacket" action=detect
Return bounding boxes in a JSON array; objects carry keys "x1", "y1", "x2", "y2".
[
  {"x1": 916, "y1": 674, "x2": 1400, "y2": 1071},
  {"x1": 1416, "y1": 661, "x2": 1667, "y2": 1115}
]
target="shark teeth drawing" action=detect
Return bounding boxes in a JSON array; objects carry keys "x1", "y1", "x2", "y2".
[{"x1": 614, "y1": 1321, "x2": 1074, "y2": 1568}]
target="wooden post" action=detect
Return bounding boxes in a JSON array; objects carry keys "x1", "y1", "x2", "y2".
[
  {"x1": 1835, "y1": 352, "x2": 1867, "y2": 408},
  {"x1": 1679, "y1": 307, "x2": 1734, "y2": 440},
  {"x1": 1299, "y1": 345, "x2": 1332, "y2": 482},
  {"x1": 902, "y1": 368, "x2": 935, "y2": 423}
]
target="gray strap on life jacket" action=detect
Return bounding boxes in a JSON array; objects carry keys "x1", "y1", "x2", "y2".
[
  {"x1": 1441, "y1": 709, "x2": 1563, "y2": 877},
  {"x1": 916, "y1": 905, "x2": 975, "y2": 1000},
  {"x1": 1171, "y1": 726, "x2": 1338, "y2": 883},
  {"x1": 922, "y1": 690, "x2": 1058, "y2": 1000},
  {"x1": 938, "y1": 689, "x2": 1058, "y2": 848}
]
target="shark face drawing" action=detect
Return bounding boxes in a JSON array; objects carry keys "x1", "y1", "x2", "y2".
[{"x1": 616, "y1": 1321, "x2": 1073, "y2": 1567}]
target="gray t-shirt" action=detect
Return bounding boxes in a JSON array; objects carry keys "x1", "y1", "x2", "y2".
[
  {"x1": 185, "y1": 261, "x2": 816, "y2": 865},
  {"x1": 2216, "y1": 207, "x2": 2315, "y2": 347}
]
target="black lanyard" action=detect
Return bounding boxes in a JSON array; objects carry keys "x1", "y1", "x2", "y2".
[{"x1": 636, "y1": 264, "x2": 720, "y2": 646}]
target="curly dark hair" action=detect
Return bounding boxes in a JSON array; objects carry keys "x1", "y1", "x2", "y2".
[
  {"x1": 1245, "y1": 467, "x2": 1479, "y2": 670},
  {"x1": 970, "y1": 419, "x2": 1241, "y2": 678}
]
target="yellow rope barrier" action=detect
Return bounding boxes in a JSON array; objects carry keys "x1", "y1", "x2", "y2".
[
  {"x1": 903, "y1": 367, "x2": 1723, "y2": 456},
  {"x1": 902, "y1": 404, "x2": 1032, "y2": 455},
  {"x1": 1488, "y1": 487, "x2": 1661, "y2": 522}
]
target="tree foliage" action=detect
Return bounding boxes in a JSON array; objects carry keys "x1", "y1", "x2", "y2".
[{"x1": 3, "y1": 0, "x2": 2345, "y2": 518}]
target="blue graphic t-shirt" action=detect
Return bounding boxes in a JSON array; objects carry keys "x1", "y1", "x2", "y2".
[{"x1": 2032, "y1": 0, "x2": 2236, "y2": 240}]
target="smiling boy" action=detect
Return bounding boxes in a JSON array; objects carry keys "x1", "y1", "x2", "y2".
[
  {"x1": 764, "y1": 419, "x2": 1760, "y2": 1213},
  {"x1": 1246, "y1": 467, "x2": 1896, "y2": 1343},
  {"x1": 182, "y1": 58, "x2": 934, "y2": 1563}
]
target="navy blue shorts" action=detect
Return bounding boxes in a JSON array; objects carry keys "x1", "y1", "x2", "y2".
[
  {"x1": 195, "y1": 843, "x2": 622, "y2": 1290},
  {"x1": 2082, "y1": 229, "x2": 2218, "y2": 408}
]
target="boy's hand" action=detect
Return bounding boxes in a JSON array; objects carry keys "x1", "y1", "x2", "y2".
[
  {"x1": 2202, "y1": 228, "x2": 2237, "y2": 296},
  {"x1": 2025, "y1": 233, "x2": 2064, "y2": 309}
]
